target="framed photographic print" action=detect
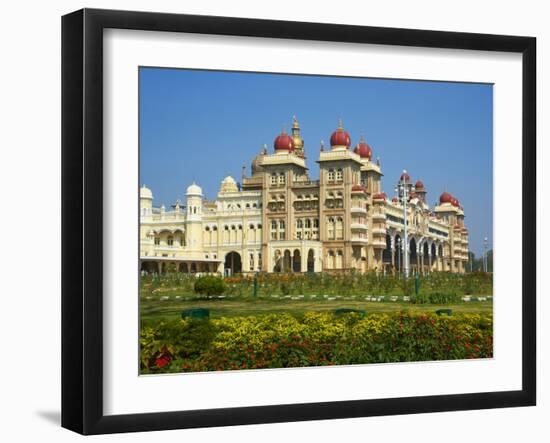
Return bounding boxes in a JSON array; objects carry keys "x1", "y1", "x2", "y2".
[{"x1": 61, "y1": 8, "x2": 536, "y2": 435}]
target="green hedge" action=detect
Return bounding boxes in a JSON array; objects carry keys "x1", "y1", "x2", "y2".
[
  {"x1": 140, "y1": 311, "x2": 493, "y2": 373},
  {"x1": 194, "y1": 275, "x2": 225, "y2": 296}
]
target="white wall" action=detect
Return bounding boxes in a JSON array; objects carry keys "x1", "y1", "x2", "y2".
[{"x1": 0, "y1": 0, "x2": 546, "y2": 441}]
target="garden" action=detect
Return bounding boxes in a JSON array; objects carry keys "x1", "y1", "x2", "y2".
[
  {"x1": 140, "y1": 271, "x2": 493, "y2": 373},
  {"x1": 141, "y1": 311, "x2": 493, "y2": 373}
]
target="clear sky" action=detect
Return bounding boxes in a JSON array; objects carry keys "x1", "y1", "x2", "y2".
[{"x1": 139, "y1": 67, "x2": 493, "y2": 256}]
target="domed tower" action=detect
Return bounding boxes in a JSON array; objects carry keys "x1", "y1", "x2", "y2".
[
  {"x1": 140, "y1": 185, "x2": 153, "y2": 220},
  {"x1": 291, "y1": 116, "x2": 305, "y2": 158},
  {"x1": 330, "y1": 120, "x2": 351, "y2": 151},
  {"x1": 273, "y1": 129, "x2": 294, "y2": 153},
  {"x1": 353, "y1": 136, "x2": 373, "y2": 161},
  {"x1": 415, "y1": 180, "x2": 427, "y2": 203},
  {"x1": 185, "y1": 182, "x2": 203, "y2": 253}
]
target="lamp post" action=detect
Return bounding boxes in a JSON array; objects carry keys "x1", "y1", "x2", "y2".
[
  {"x1": 397, "y1": 237, "x2": 401, "y2": 277},
  {"x1": 395, "y1": 170, "x2": 415, "y2": 278}
]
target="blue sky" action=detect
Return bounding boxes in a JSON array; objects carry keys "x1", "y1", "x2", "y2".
[{"x1": 139, "y1": 67, "x2": 493, "y2": 256}]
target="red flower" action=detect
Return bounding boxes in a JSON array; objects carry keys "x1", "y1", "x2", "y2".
[{"x1": 155, "y1": 354, "x2": 172, "y2": 369}]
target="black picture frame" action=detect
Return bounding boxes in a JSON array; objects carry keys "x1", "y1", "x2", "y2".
[{"x1": 61, "y1": 8, "x2": 536, "y2": 435}]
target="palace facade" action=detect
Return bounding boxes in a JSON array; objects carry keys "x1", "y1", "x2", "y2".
[{"x1": 140, "y1": 118, "x2": 469, "y2": 275}]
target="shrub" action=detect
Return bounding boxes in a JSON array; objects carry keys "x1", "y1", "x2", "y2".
[
  {"x1": 194, "y1": 275, "x2": 225, "y2": 296},
  {"x1": 140, "y1": 312, "x2": 493, "y2": 373}
]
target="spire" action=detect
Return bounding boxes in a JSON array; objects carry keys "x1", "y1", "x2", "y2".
[
  {"x1": 320, "y1": 140, "x2": 325, "y2": 152},
  {"x1": 338, "y1": 118, "x2": 343, "y2": 129},
  {"x1": 290, "y1": 115, "x2": 304, "y2": 157}
]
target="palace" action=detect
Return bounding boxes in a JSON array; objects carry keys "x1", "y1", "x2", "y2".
[{"x1": 140, "y1": 118, "x2": 469, "y2": 276}]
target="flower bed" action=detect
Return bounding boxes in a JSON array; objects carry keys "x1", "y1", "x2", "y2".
[
  {"x1": 140, "y1": 311, "x2": 493, "y2": 374},
  {"x1": 140, "y1": 271, "x2": 493, "y2": 299}
]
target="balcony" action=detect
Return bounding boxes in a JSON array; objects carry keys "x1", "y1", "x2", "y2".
[
  {"x1": 372, "y1": 239, "x2": 386, "y2": 248},
  {"x1": 372, "y1": 213, "x2": 386, "y2": 221},
  {"x1": 351, "y1": 206, "x2": 367, "y2": 215},
  {"x1": 351, "y1": 223, "x2": 368, "y2": 231},
  {"x1": 351, "y1": 237, "x2": 369, "y2": 244},
  {"x1": 371, "y1": 227, "x2": 387, "y2": 236}
]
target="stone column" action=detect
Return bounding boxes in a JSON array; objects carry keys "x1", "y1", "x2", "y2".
[{"x1": 301, "y1": 245, "x2": 308, "y2": 273}]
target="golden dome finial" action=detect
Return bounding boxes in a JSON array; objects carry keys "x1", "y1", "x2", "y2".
[{"x1": 292, "y1": 115, "x2": 299, "y2": 128}]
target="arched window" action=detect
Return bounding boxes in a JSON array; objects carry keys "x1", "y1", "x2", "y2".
[
  {"x1": 271, "y1": 173, "x2": 277, "y2": 185},
  {"x1": 327, "y1": 169, "x2": 335, "y2": 182},
  {"x1": 278, "y1": 173, "x2": 285, "y2": 185},
  {"x1": 297, "y1": 219, "x2": 303, "y2": 229},
  {"x1": 305, "y1": 219, "x2": 311, "y2": 228},
  {"x1": 336, "y1": 169, "x2": 343, "y2": 181},
  {"x1": 167, "y1": 236, "x2": 174, "y2": 246}
]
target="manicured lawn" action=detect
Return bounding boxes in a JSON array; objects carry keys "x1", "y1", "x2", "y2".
[{"x1": 140, "y1": 296, "x2": 493, "y2": 324}]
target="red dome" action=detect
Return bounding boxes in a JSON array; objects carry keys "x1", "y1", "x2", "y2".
[
  {"x1": 351, "y1": 184, "x2": 364, "y2": 192},
  {"x1": 330, "y1": 125, "x2": 351, "y2": 148},
  {"x1": 451, "y1": 197, "x2": 460, "y2": 207},
  {"x1": 273, "y1": 132, "x2": 294, "y2": 152},
  {"x1": 353, "y1": 138, "x2": 372, "y2": 159},
  {"x1": 400, "y1": 171, "x2": 411, "y2": 183},
  {"x1": 415, "y1": 180, "x2": 425, "y2": 189},
  {"x1": 439, "y1": 192, "x2": 453, "y2": 204},
  {"x1": 373, "y1": 192, "x2": 386, "y2": 200},
  {"x1": 392, "y1": 197, "x2": 398, "y2": 203}
]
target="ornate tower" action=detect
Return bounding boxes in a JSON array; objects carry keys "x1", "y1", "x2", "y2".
[
  {"x1": 317, "y1": 121, "x2": 363, "y2": 271},
  {"x1": 291, "y1": 116, "x2": 305, "y2": 158},
  {"x1": 140, "y1": 184, "x2": 153, "y2": 221},
  {"x1": 185, "y1": 182, "x2": 203, "y2": 254}
]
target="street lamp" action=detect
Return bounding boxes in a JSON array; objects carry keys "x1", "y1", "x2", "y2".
[
  {"x1": 395, "y1": 170, "x2": 415, "y2": 278},
  {"x1": 396, "y1": 237, "x2": 401, "y2": 277}
]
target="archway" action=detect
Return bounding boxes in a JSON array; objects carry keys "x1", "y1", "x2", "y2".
[
  {"x1": 140, "y1": 261, "x2": 157, "y2": 274},
  {"x1": 283, "y1": 250, "x2": 292, "y2": 272},
  {"x1": 292, "y1": 249, "x2": 301, "y2": 273},
  {"x1": 422, "y1": 242, "x2": 428, "y2": 273},
  {"x1": 224, "y1": 251, "x2": 242, "y2": 275},
  {"x1": 382, "y1": 234, "x2": 392, "y2": 265},
  {"x1": 307, "y1": 249, "x2": 315, "y2": 273},
  {"x1": 179, "y1": 262, "x2": 189, "y2": 273}
]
